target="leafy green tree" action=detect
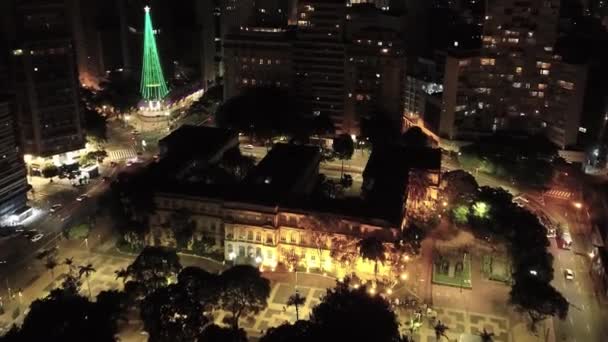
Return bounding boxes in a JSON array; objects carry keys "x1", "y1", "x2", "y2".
[
  {"x1": 260, "y1": 321, "x2": 315, "y2": 342},
  {"x1": 198, "y1": 324, "x2": 248, "y2": 342},
  {"x1": 216, "y1": 87, "x2": 301, "y2": 144},
  {"x1": 309, "y1": 280, "x2": 400, "y2": 342},
  {"x1": 332, "y1": 134, "x2": 355, "y2": 177},
  {"x1": 399, "y1": 224, "x2": 426, "y2": 256},
  {"x1": 442, "y1": 170, "x2": 479, "y2": 205},
  {"x1": 177, "y1": 266, "x2": 221, "y2": 311},
  {"x1": 67, "y1": 224, "x2": 90, "y2": 240},
  {"x1": 82, "y1": 103, "x2": 108, "y2": 141},
  {"x1": 2, "y1": 289, "x2": 118, "y2": 342},
  {"x1": 357, "y1": 237, "x2": 386, "y2": 281},
  {"x1": 509, "y1": 276, "x2": 569, "y2": 331},
  {"x1": 166, "y1": 209, "x2": 196, "y2": 250},
  {"x1": 218, "y1": 265, "x2": 271, "y2": 330},
  {"x1": 97, "y1": 72, "x2": 140, "y2": 113},
  {"x1": 287, "y1": 292, "x2": 306, "y2": 321},
  {"x1": 127, "y1": 246, "x2": 183, "y2": 298},
  {"x1": 41, "y1": 164, "x2": 59, "y2": 179},
  {"x1": 141, "y1": 284, "x2": 207, "y2": 342}
]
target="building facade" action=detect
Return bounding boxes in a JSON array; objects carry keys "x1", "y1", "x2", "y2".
[
  {"x1": 8, "y1": 0, "x2": 85, "y2": 158},
  {"x1": 0, "y1": 99, "x2": 30, "y2": 220},
  {"x1": 345, "y1": 26, "x2": 405, "y2": 135},
  {"x1": 294, "y1": 0, "x2": 347, "y2": 131},
  {"x1": 223, "y1": 28, "x2": 293, "y2": 100}
]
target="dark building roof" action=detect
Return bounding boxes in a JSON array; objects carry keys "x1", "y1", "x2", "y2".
[
  {"x1": 159, "y1": 125, "x2": 237, "y2": 161},
  {"x1": 363, "y1": 146, "x2": 441, "y2": 224},
  {"x1": 240, "y1": 144, "x2": 321, "y2": 204}
]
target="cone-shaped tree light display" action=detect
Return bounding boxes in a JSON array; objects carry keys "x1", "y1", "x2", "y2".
[{"x1": 140, "y1": 6, "x2": 169, "y2": 104}]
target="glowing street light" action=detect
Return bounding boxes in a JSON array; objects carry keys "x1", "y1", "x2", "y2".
[{"x1": 573, "y1": 202, "x2": 582, "y2": 209}]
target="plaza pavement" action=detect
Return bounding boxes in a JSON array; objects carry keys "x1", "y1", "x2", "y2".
[{"x1": 0, "y1": 232, "x2": 552, "y2": 342}]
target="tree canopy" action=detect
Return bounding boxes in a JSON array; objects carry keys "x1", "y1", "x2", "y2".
[
  {"x1": 510, "y1": 275, "x2": 569, "y2": 331},
  {"x1": 218, "y1": 265, "x2": 271, "y2": 330},
  {"x1": 126, "y1": 246, "x2": 182, "y2": 297},
  {"x1": 0, "y1": 289, "x2": 124, "y2": 342}
]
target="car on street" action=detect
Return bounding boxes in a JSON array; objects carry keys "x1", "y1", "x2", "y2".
[
  {"x1": 31, "y1": 233, "x2": 44, "y2": 242},
  {"x1": 559, "y1": 231, "x2": 573, "y2": 249},
  {"x1": 76, "y1": 194, "x2": 89, "y2": 201},
  {"x1": 564, "y1": 269, "x2": 574, "y2": 280},
  {"x1": 50, "y1": 204, "x2": 62, "y2": 213}
]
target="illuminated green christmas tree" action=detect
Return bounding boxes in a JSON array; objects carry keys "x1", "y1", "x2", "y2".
[{"x1": 140, "y1": 6, "x2": 169, "y2": 102}]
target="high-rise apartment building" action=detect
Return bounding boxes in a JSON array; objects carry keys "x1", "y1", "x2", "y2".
[
  {"x1": 344, "y1": 26, "x2": 405, "y2": 135},
  {"x1": 0, "y1": 98, "x2": 30, "y2": 220},
  {"x1": 428, "y1": 0, "x2": 589, "y2": 150},
  {"x1": 223, "y1": 1, "x2": 409, "y2": 136},
  {"x1": 295, "y1": 0, "x2": 347, "y2": 131},
  {"x1": 8, "y1": 0, "x2": 85, "y2": 158}
]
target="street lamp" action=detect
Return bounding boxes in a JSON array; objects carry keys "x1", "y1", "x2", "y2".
[{"x1": 573, "y1": 202, "x2": 582, "y2": 209}]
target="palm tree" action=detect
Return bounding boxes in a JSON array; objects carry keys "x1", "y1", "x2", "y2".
[
  {"x1": 44, "y1": 256, "x2": 58, "y2": 280},
  {"x1": 357, "y1": 237, "x2": 386, "y2": 281},
  {"x1": 287, "y1": 292, "x2": 306, "y2": 321},
  {"x1": 479, "y1": 328, "x2": 494, "y2": 342},
  {"x1": 78, "y1": 263, "x2": 96, "y2": 299},
  {"x1": 433, "y1": 320, "x2": 449, "y2": 341},
  {"x1": 114, "y1": 268, "x2": 129, "y2": 285}
]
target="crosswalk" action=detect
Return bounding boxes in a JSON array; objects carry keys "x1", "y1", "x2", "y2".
[
  {"x1": 108, "y1": 148, "x2": 137, "y2": 161},
  {"x1": 544, "y1": 189, "x2": 573, "y2": 200}
]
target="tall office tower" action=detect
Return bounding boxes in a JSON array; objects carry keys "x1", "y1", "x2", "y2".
[
  {"x1": 0, "y1": 98, "x2": 30, "y2": 221},
  {"x1": 8, "y1": 0, "x2": 85, "y2": 159},
  {"x1": 295, "y1": 0, "x2": 347, "y2": 132}
]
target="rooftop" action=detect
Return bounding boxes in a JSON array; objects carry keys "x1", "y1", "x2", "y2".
[
  {"x1": 159, "y1": 125, "x2": 237, "y2": 160},
  {"x1": 241, "y1": 144, "x2": 321, "y2": 204}
]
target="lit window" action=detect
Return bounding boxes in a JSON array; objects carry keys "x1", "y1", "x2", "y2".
[
  {"x1": 579, "y1": 127, "x2": 587, "y2": 133},
  {"x1": 538, "y1": 83, "x2": 547, "y2": 90},
  {"x1": 515, "y1": 67, "x2": 522, "y2": 74},
  {"x1": 267, "y1": 59, "x2": 271, "y2": 65},
  {"x1": 513, "y1": 82, "x2": 521, "y2": 88},
  {"x1": 12, "y1": 49, "x2": 23, "y2": 56},
  {"x1": 481, "y1": 58, "x2": 495, "y2": 66},
  {"x1": 558, "y1": 80, "x2": 574, "y2": 90},
  {"x1": 540, "y1": 69, "x2": 550, "y2": 75},
  {"x1": 259, "y1": 59, "x2": 263, "y2": 65}
]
